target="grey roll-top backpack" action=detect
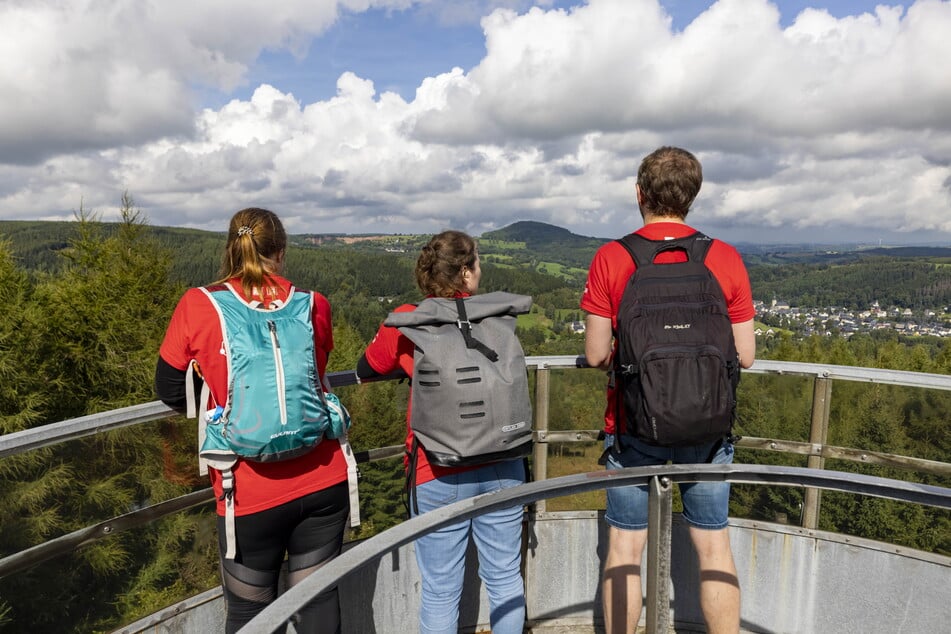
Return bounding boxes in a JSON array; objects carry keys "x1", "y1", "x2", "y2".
[{"x1": 384, "y1": 291, "x2": 535, "y2": 470}]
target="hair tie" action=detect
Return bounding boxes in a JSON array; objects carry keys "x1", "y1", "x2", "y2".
[{"x1": 237, "y1": 226, "x2": 255, "y2": 238}]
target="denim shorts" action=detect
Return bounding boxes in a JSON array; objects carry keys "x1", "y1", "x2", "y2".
[{"x1": 603, "y1": 435, "x2": 734, "y2": 531}]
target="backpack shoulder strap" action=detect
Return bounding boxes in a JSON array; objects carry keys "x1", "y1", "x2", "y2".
[
  {"x1": 685, "y1": 231, "x2": 715, "y2": 264},
  {"x1": 615, "y1": 232, "x2": 652, "y2": 268},
  {"x1": 683, "y1": 233, "x2": 730, "y2": 301},
  {"x1": 201, "y1": 283, "x2": 245, "y2": 309},
  {"x1": 289, "y1": 287, "x2": 312, "y2": 303}
]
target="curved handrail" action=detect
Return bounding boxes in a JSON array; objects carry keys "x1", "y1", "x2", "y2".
[
  {"x1": 6, "y1": 357, "x2": 951, "y2": 459},
  {"x1": 1, "y1": 357, "x2": 949, "y2": 632},
  {"x1": 239, "y1": 462, "x2": 951, "y2": 634},
  {"x1": 0, "y1": 370, "x2": 401, "y2": 459},
  {"x1": 0, "y1": 446, "x2": 400, "y2": 579},
  {"x1": 3, "y1": 357, "x2": 951, "y2": 580},
  {"x1": 530, "y1": 355, "x2": 951, "y2": 390}
]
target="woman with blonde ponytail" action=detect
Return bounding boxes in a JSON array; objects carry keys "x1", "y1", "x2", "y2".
[{"x1": 156, "y1": 208, "x2": 351, "y2": 633}]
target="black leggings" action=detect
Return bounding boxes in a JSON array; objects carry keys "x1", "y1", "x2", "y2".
[{"x1": 217, "y1": 481, "x2": 350, "y2": 633}]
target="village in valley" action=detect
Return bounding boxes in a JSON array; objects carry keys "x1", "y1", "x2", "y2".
[{"x1": 754, "y1": 299, "x2": 951, "y2": 339}]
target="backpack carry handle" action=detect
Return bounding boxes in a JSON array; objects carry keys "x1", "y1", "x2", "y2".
[{"x1": 617, "y1": 231, "x2": 714, "y2": 269}]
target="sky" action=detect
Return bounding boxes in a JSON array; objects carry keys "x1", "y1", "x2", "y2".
[{"x1": 1, "y1": 0, "x2": 950, "y2": 244}]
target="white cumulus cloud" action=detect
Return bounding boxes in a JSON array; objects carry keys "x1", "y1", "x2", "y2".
[{"x1": 1, "y1": 0, "x2": 950, "y2": 244}]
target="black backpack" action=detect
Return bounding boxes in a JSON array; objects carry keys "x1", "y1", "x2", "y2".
[{"x1": 612, "y1": 232, "x2": 740, "y2": 449}]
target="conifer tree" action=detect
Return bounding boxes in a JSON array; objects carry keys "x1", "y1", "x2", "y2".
[{"x1": 0, "y1": 196, "x2": 217, "y2": 632}]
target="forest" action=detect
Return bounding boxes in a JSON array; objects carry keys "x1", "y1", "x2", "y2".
[
  {"x1": 747, "y1": 258, "x2": 951, "y2": 311},
  {"x1": 0, "y1": 206, "x2": 949, "y2": 632}
]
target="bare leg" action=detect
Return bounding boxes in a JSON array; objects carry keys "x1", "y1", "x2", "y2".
[
  {"x1": 601, "y1": 526, "x2": 648, "y2": 634},
  {"x1": 689, "y1": 526, "x2": 740, "y2": 634}
]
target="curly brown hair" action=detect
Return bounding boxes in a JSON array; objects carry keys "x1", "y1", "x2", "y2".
[{"x1": 415, "y1": 230, "x2": 478, "y2": 298}]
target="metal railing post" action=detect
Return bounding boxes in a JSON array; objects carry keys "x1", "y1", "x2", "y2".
[
  {"x1": 802, "y1": 375, "x2": 832, "y2": 529},
  {"x1": 645, "y1": 475, "x2": 672, "y2": 634},
  {"x1": 532, "y1": 363, "x2": 551, "y2": 513}
]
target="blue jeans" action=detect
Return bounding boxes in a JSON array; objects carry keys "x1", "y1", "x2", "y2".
[
  {"x1": 412, "y1": 460, "x2": 527, "y2": 634},
  {"x1": 604, "y1": 435, "x2": 734, "y2": 530}
]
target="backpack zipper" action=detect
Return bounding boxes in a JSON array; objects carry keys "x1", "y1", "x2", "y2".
[{"x1": 267, "y1": 320, "x2": 288, "y2": 425}]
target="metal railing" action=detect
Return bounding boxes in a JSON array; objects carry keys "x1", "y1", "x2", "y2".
[
  {"x1": 234, "y1": 462, "x2": 951, "y2": 634},
  {"x1": 2, "y1": 358, "x2": 950, "y2": 579},
  {"x1": 527, "y1": 357, "x2": 951, "y2": 516},
  {"x1": 2, "y1": 357, "x2": 950, "y2": 629}
]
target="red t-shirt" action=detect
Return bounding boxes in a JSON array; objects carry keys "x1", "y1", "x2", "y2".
[
  {"x1": 158, "y1": 275, "x2": 348, "y2": 516},
  {"x1": 363, "y1": 296, "x2": 478, "y2": 486},
  {"x1": 580, "y1": 222, "x2": 755, "y2": 434}
]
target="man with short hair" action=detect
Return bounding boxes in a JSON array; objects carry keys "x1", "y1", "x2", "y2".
[{"x1": 581, "y1": 146, "x2": 755, "y2": 634}]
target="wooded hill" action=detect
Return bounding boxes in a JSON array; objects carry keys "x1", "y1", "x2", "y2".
[
  {"x1": 0, "y1": 219, "x2": 573, "y2": 343},
  {"x1": 7, "y1": 219, "x2": 951, "y2": 316}
]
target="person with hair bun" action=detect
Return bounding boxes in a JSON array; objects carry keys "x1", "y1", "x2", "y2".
[
  {"x1": 357, "y1": 230, "x2": 527, "y2": 634},
  {"x1": 155, "y1": 208, "x2": 351, "y2": 633}
]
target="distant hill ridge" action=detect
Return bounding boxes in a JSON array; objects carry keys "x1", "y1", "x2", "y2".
[
  {"x1": 7, "y1": 219, "x2": 951, "y2": 311},
  {"x1": 481, "y1": 220, "x2": 608, "y2": 248},
  {"x1": 860, "y1": 246, "x2": 951, "y2": 258}
]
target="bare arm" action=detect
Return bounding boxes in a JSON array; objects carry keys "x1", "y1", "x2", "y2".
[
  {"x1": 584, "y1": 313, "x2": 614, "y2": 370},
  {"x1": 732, "y1": 318, "x2": 756, "y2": 369}
]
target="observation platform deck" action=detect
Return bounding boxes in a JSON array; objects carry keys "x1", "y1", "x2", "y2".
[{"x1": 116, "y1": 508, "x2": 951, "y2": 633}]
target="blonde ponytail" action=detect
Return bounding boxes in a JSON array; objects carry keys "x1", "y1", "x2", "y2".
[{"x1": 215, "y1": 208, "x2": 287, "y2": 303}]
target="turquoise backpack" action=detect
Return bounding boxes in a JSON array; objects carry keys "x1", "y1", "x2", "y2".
[{"x1": 186, "y1": 283, "x2": 358, "y2": 558}]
